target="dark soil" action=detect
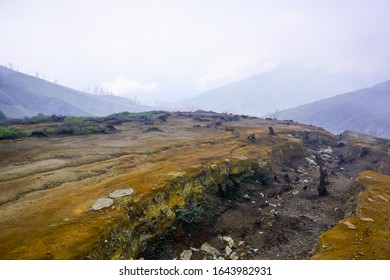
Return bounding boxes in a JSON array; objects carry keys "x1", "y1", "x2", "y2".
[{"x1": 141, "y1": 137, "x2": 390, "y2": 260}]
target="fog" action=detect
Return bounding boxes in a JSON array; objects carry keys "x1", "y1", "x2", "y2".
[{"x1": 1, "y1": 0, "x2": 390, "y2": 104}]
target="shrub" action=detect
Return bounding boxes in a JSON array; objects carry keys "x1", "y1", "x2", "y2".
[
  {"x1": 0, "y1": 127, "x2": 31, "y2": 140},
  {"x1": 29, "y1": 113, "x2": 53, "y2": 123}
]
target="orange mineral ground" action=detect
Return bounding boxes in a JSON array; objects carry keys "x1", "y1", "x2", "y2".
[
  {"x1": 0, "y1": 114, "x2": 289, "y2": 259},
  {"x1": 312, "y1": 170, "x2": 390, "y2": 259},
  {"x1": 1, "y1": 112, "x2": 389, "y2": 260}
]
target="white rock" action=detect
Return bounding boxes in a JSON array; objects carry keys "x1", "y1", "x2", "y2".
[
  {"x1": 238, "y1": 241, "x2": 245, "y2": 247},
  {"x1": 180, "y1": 250, "x2": 192, "y2": 260},
  {"x1": 343, "y1": 221, "x2": 357, "y2": 229},
  {"x1": 200, "y1": 242, "x2": 220, "y2": 257},
  {"x1": 321, "y1": 147, "x2": 333, "y2": 155},
  {"x1": 368, "y1": 198, "x2": 375, "y2": 202},
  {"x1": 360, "y1": 217, "x2": 374, "y2": 222},
  {"x1": 220, "y1": 236, "x2": 235, "y2": 248},
  {"x1": 260, "y1": 192, "x2": 265, "y2": 198},
  {"x1": 225, "y1": 246, "x2": 232, "y2": 256},
  {"x1": 302, "y1": 179, "x2": 310, "y2": 184},
  {"x1": 305, "y1": 157, "x2": 317, "y2": 166},
  {"x1": 90, "y1": 198, "x2": 114, "y2": 211},
  {"x1": 376, "y1": 195, "x2": 388, "y2": 202},
  {"x1": 243, "y1": 194, "x2": 251, "y2": 200},
  {"x1": 230, "y1": 252, "x2": 239, "y2": 260},
  {"x1": 292, "y1": 190, "x2": 299, "y2": 195},
  {"x1": 168, "y1": 171, "x2": 186, "y2": 178},
  {"x1": 108, "y1": 189, "x2": 134, "y2": 198}
]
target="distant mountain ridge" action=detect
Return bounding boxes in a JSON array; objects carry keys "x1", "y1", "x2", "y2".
[
  {"x1": 0, "y1": 66, "x2": 152, "y2": 118},
  {"x1": 267, "y1": 80, "x2": 390, "y2": 138},
  {"x1": 183, "y1": 65, "x2": 381, "y2": 116}
]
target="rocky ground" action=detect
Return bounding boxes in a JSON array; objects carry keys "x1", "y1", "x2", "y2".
[
  {"x1": 142, "y1": 130, "x2": 390, "y2": 260},
  {"x1": 0, "y1": 111, "x2": 389, "y2": 260}
]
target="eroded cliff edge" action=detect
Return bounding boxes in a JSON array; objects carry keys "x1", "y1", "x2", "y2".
[{"x1": 0, "y1": 112, "x2": 388, "y2": 259}]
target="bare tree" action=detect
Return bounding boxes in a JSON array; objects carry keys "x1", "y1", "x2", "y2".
[{"x1": 318, "y1": 165, "x2": 328, "y2": 196}]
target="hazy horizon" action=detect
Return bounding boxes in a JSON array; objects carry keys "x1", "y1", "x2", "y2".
[{"x1": 2, "y1": 0, "x2": 390, "y2": 104}]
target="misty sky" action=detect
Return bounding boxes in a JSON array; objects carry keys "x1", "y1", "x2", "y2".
[{"x1": 1, "y1": 0, "x2": 390, "y2": 104}]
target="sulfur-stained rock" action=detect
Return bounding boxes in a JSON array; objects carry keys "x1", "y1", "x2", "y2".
[{"x1": 90, "y1": 198, "x2": 114, "y2": 211}]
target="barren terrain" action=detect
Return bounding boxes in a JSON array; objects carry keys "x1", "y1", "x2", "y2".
[{"x1": 0, "y1": 112, "x2": 389, "y2": 259}]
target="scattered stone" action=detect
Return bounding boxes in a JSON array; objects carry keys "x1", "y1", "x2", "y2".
[
  {"x1": 180, "y1": 250, "x2": 192, "y2": 260},
  {"x1": 269, "y1": 203, "x2": 277, "y2": 208},
  {"x1": 201, "y1": 242, "x2": 220, "y2": 257},
  {"x1": 270, "y1": 209, "x2": 279, "y2": 216},
  {"x1": 320, "y1": 147, "x2": 333, "y2": 155},
  {"x1": 108, "y1": 189, "x2": 134, "y2": 198},
  {"x1": 368, "y1": 198, "x2": 375, "y2": 202},
  {"x1": 305, "y1": 157, "x2": 317, "y2": 167},
  {"x1": 238, "y1": 241, "x2": 245, "y2": 247},
  {"x1": 376, "y1": 195, "x2": 388, "y2": 202},
  {"x1": 243, "y1": 194, "x2": 251, "y2": 200},
  {"x1": 292, "y1": 190, "x2": 299, "y2": 195},
  {"x1": 168, "y1": 172, "x2": 186, "y2": 178},
  {"x1": 220, "y1": 236, "x2": 235, "y2": 248},
  {"x1": 343, "y1": 221, "x2": 357, "y2": 229},
  {"x1": 302, "y1": 179, "x2": 310, "y2": 184},
  {"x1": 190, "y1": 247, "x2": 200, "y2": 252},
  {"x1": 360, "y1": 217, "x2": 374, "y2": 222},
  {"x1": 90, "y1": 198, "x2": 114, "y2": 211},
  {"x1": 225, "y1": 246, "x2": 232, "y2": 256},
  {"x1": 259, "y1": 192, "x2": 265, "y2": 198},
  {"x1": 230, "y1": 252, "x2": 239, "y2": 260}
]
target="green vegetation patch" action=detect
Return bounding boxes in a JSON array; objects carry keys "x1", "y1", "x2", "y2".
[{"x1": 0, "y1": 127, "x2": 31, "y2": 140}]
